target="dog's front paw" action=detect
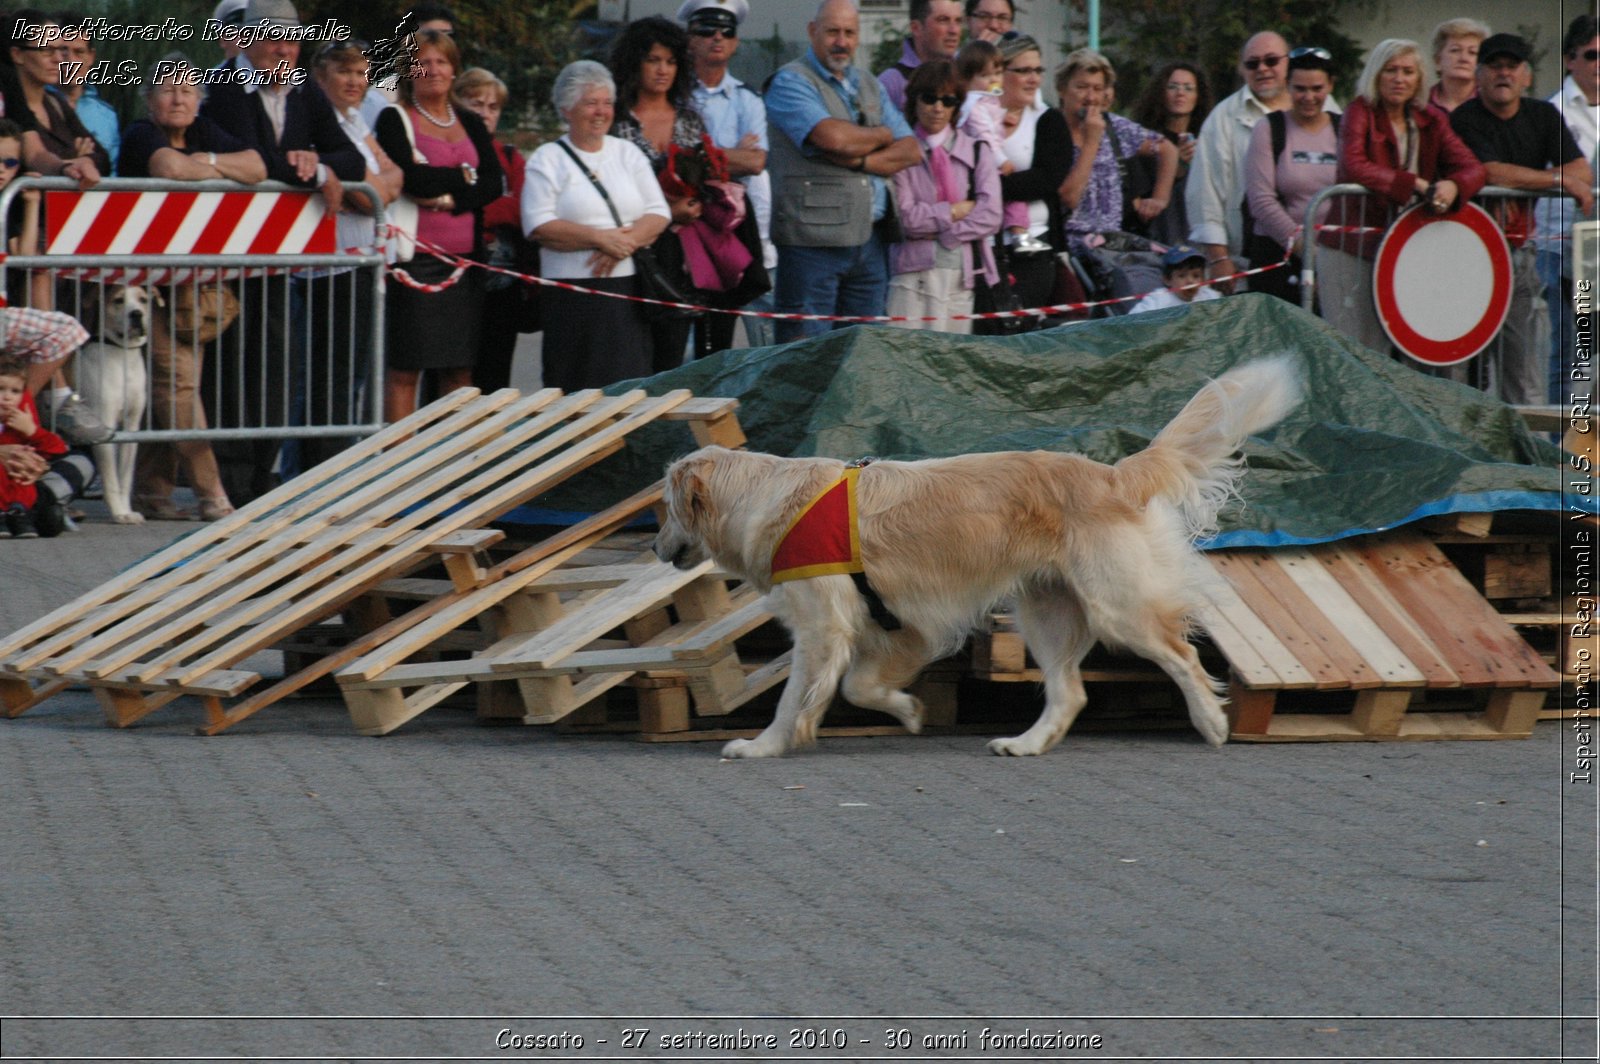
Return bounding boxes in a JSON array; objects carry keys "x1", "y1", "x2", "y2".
[
  {"x1": 721, "y1": 737, "x2": 782, "y2": 759},
  {"x1": 987, "y1": 736, "x2": 1043, "y2": 757},
  {"x1": 110, "y1": 511, "x2": 145, "y2": 525}
]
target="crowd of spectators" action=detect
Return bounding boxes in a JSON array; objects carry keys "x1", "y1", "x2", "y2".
[{"x1": 0, "y1": 0, "x2": 1595, "y2": 539}]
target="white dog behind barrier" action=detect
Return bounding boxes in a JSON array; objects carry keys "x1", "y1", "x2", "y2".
[{"x1": 72, "y1": 285, "x2": 153, "y2": 524}]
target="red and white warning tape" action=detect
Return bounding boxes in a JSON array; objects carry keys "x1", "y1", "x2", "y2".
[{"x1": 383, "y1": 228, "x2": 1298, "y2": 324}]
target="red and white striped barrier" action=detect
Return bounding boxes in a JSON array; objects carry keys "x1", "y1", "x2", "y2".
[{"x1": 42, "y1": 188, "x2": 339, "y2": 284}]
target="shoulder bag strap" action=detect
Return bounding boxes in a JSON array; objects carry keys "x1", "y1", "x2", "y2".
[{"x1": 556, "y1": 138, "x2": 626, "y2": 229}]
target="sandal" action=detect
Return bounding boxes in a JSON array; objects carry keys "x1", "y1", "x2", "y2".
[
  {"x1": 196, "y1": 495, "x2": 235, "y2": 522},
  {"x1": 133, "y1": 494, "x2": 195, "y2": 521}
]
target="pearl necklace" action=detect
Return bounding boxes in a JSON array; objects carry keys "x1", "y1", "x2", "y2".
[{"x1": 414, "y1": 100, "x2": 457, "y2": 128}]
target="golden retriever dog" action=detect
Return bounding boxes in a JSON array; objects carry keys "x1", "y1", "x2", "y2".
[{"x1": 654, "y1": 357, "x2": 1300, "y2": 758}]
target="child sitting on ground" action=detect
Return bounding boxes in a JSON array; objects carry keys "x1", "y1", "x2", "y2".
[
  {"x1": 1129, "y1": 245, "x2": 1222, "y2": 314},
  {"x1": 955, "y1": 41, "x2": 1047, "y2": 254},
  {"x1": 0, "y1": 355, "x2": 68, "y2": 537}
]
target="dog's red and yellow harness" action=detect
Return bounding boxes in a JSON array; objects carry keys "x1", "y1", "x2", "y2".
[
  {"x1": 769, "y1": 458, "x2": 900, "y2": 629},
  {"x1": 770, "y1": 464, "x2": 867, "y2": 584}
]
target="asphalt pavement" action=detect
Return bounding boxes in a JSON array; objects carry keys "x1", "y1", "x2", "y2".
[{"x1": 1, "y1": 497, "x2": 1595, "y2": 1063}]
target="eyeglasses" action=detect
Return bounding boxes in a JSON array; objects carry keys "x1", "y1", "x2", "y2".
[
  {"x1": 1290, "y1": 46, "x2": 1332, "y2": 61},
  {"x1": 1583, "y1": 48, "x2": 1600, "y2": 61},
  {"x1": 1243, "y1": 53, "x2": 1284, "y2": 70},
  {"x1": 1006, "y1": 65, "x2": 1044, "y2": 75},
  {"x1": 971, "y1": 11, "x2": 1013, "y2": 23},
  {"x1": 0, "y1": 158, "x2": 20, "y2": 169},
  {"x1": 690, "y1": 25, "x2": 736, "y2": 39},
  {"x1": 1165, "y1": 82, "x2": 1197, "y2": 92},
  {"x1": 25, "y1": 44, "x2": 70, "y2": 54},
  {"x1": 917, "y1": 92, "x2": 962, "y2": 108}
]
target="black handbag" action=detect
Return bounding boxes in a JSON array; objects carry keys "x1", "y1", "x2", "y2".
[
  {"x1": 556, "y1": 139, "x2": 700, "y2": 323},
  {"x1": 973, "y1": 239, "x2": 1034, "y2": 336}
]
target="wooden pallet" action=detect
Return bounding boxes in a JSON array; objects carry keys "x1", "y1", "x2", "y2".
[
  {"x1": 1201, "y1": 533, "x2": 1557, "y2": 741},
  {"x1": 970, "y1": 531, "x2": 1559, "y2": 741},
  {"x1": 0, "y1": 387, "x2": 745, "y2": 733},
  {"x1": 334, "y1": 556, "x2": 791, "y2": 736}
]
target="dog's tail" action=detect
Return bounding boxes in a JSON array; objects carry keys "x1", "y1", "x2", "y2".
[{"x1": 1112, "y1": 356, "x2": 1300, "y2": 537}]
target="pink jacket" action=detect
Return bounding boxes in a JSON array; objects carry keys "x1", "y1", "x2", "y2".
[{"x1": 890, "y1": 128, "x2": 1002, "y2": 288}]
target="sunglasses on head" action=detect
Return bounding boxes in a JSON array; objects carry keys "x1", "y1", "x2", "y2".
[
  {"x1": 690, "y1": 25, "x2": 736, "y2": 39},
  {"x1": 1243, "y1": 53, "x2": 1284, "y2": 70},
  {"x1": 1290, "y1": 46, "x2": 1332, "y2": 61},
  {"x1": 918, "y1": 92, "x2": 961, "y2": 108}
]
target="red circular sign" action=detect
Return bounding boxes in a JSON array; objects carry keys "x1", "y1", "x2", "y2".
[{"x1": 1372, "y1": 202, "x2": 1512, "y2": 366}]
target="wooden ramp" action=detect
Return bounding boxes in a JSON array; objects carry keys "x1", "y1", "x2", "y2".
[
  {"x1": 1199, "y1": 533, "x2": 1558, "y2": 741},
  {"x1": 0, "y1": 387, "x2": 746, "y2": 733}
]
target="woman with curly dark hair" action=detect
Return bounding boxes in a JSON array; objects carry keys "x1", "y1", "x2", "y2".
[
  {"x1": 1125, "y1": 61, "x2": 1212, "y2": 244},
  {"x1": 608, "y1": 16, "x2": 707, "y2": 373}
]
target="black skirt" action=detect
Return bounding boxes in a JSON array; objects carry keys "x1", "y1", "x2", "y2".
[
  {"x1": 540, "y1": 274, "x2": 654, "y2": 391},
  {"x1": 386, "y1": 252, "x2": 485, "y2": 371}
]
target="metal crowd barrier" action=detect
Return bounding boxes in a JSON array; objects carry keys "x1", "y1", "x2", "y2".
[
  {"x1": 0, "y1": 176, "x2": 387, "y2": 446},
  {"x1": 1297, "y1": 182, "x2": 1585, "y2": 402}
]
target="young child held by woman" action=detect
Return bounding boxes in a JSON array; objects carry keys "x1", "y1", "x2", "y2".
[
  {"x1": 0, "y1": 355, "x2": 68, "y2": 537},
  {"x1": 955, "y1": 40, "x2": 1047, "y2": 253}
]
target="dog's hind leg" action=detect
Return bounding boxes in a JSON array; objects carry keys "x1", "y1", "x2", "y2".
[
  {"x1": 988, "y1": 585, "x2": 1095, "y2": 756},
  {"x1": 1091, "y1": 590, "x2": 1229, "y2": 747},
  {"x1": 840, "y1": 627, "x2": 936, "y2": 735}
]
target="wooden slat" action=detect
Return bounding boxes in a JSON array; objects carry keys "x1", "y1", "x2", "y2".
[
  {"x1": 486, "y1": 561, "x2": 716, "y2": 672},
  {"x1": 1351, "y1": 535, "x2": 1558, "y2": 688},
  {"x1": 1194, "y1": 567, "x2": 1314, "y2": 688},
  {"x1": 1208, "y1": 552, "x2": 1347, "y2": 689},
  {"x1": 1230, "y1": 551, "x2": 1379, "y2": 688},
  {"x1": 1310, "y1": 541, "x2": 1462, "y2": 688},
  {"x1": 1272, "y1": 549, "x2": 1426, "y2": 687}
]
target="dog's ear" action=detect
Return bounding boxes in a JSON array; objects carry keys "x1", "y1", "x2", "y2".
[
  {"x1": 148, "y1": 286, "x2": 165, "y2": 307},
  {"x1": 668, "y1": 454, "x2": 713, "y2": 524}
]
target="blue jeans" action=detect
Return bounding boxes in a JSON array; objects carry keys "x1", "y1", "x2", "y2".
[
  {"x1": 1539, "y1": 248, "x2": 1577, "y2": 405},
  {"x1": 773, "y1": 232, "x2": 889, "y2": 344}
]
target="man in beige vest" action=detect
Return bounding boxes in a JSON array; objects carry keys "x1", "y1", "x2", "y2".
[{"x1": 766, "y1": 0, "x2": 921, "y2": 342}]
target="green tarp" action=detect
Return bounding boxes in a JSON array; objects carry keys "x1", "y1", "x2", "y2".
[{"x1": 530, "y1": 294, "x2": 1574, "y2": 547}]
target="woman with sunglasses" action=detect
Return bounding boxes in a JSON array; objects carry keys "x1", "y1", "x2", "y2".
[
  {"x1": 888, "y1": 61, "x2": 1001, "y2": 333},
  {"x1": 1126, "y1": 61, "x2": 1213, "y2": 246},
  {"x1": 5, "y1": 9, "x2": 109, "y2": 180},
  {"x1": 1242, "y1": 47, "x2": 1340, "y2": 304},
  {"x1": 1318, "y1": 38, "x2": 1484, "y2": 354}
]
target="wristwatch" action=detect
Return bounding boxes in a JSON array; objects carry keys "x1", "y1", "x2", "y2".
[{"x1": 460, "y1": 163, "x2": 478, "y2": 185}]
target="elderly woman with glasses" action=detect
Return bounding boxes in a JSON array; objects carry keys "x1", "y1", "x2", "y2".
[
  {"x1": 115, "y1": 54, "x2": 268, "y2": 521},
  {"x1": 888, "y1": 61, "x2": 1001, "y2": 333},
  {"x1": 522, "y1": 60, "x2": 670, "y2": 391}
]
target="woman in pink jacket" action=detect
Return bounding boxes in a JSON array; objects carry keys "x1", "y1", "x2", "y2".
[{"x1": 889, "y1": 61, "x2": 1003, "y2": 334}]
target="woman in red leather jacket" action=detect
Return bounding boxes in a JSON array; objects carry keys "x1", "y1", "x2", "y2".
[{"x1": 1318, "y1": 38, "x2": 1485, "y2": 354}]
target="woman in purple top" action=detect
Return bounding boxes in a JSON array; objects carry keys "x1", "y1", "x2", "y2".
[
  {"x1": 1244, "y1": 47, "x2": 1341, "y2": 304},
  {"x1": 888, "y1": 61, "x2": 1002, "y2": 333},
  {"x1": 1054, "y1": 49, "x2": 1177, "y2": 304}
]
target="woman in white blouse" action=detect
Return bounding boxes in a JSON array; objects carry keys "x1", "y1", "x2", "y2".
[{"x1": 522, "y1": 61, "x2": 671, "y2": 390}]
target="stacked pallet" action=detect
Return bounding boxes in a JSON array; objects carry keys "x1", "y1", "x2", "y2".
[{"x1": 0, "y1": 387, "x2": 766, "y2": 735}]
